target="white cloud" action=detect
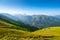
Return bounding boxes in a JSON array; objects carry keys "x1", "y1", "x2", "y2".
[{"x1": 0, "y1": 7, "x2": 60, "y2": 16}]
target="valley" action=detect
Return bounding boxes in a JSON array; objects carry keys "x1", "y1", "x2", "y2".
[
  {"x1": 0, "y1": 25, "x2": 60, "y2": 40},
  {"x1": 0, "y1": 13, "x2": 60, "y2": 40}
]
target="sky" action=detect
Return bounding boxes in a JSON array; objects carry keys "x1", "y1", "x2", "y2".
[{"x1": 0, "y1": 0, "x2": 60, "y2": 15}]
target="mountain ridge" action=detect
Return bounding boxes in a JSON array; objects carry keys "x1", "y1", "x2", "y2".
[
  {"x1": 0, "y1": 13, "x2": 39, "y2": 32},
  {"x1": 14, "y1": 14, "x2": 60, "y2": 28}
]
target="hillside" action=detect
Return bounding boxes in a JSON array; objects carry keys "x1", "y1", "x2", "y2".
[
  {"x1": 0, "y1": 13, "x2": 60, "y2": 40},
  {"x1": 0, "y1": 13, "x2": 39, "y2": 31},
  {"x1": 32, "y1": 27, "x2": 60, "y2": 36},
  {"x1": 1, "y1": 13, "x2": 60, "y2": 29},
  {"x1": 0, "y1": 28, "x2": 30, "y2": 40},
  {"x1": 0, "y1": 18, "x2": 60, "y2": 40},
  {"x1": 0, "y1": 26, "x2": 60, "y2": 40},
  {"x1": 54, "y1": 15, "x2": 60, "y2": 19},
  {"x1": 15, "y1": 15, "x2": 60, "y2": 28},
  {"x1": 0, "y1": 20, "x2": 29, "y2": 31}
]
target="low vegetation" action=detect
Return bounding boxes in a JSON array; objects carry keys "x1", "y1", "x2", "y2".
[
  {"x1": 32, "y1": 27, "x2": 60, "y2": 36},
  {"x1": 0, "y1": 23, "x2": 60, "y2": 40},
  {"x1": 0, "y1": 19, "x2": 60, "y2": 40}
]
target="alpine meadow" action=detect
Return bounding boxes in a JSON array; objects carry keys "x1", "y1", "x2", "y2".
[{"x1": 0, "y1": 0, "x2": 60, "y2": 40}]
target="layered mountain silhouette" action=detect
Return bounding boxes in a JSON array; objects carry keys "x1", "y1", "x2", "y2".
[
  {"x1": 0, "y1": 13, "x2": 60, "y2": 30},
  {"x1": 0, "y1": 13, "x2": 38, "y2": 32},
  {"x1": 54, "y1": 15, "x2": 60, "y2": 19},
  {"x1": 15, "y1": 14, "x2": 60, "y2": 28},
  {"x1": 0, "y1": 13, "x2": 60, "y2": 40}
]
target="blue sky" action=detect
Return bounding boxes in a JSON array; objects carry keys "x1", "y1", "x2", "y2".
[{"x1": 0, "y1": 0, "x2": 60, "y2": 15}]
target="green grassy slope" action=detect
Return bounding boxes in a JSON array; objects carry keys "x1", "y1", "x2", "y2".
[
  {"x1": 0, "y1": 20, "x2": 31, "y2": 40},
  {"x1": 32, "y1": 27, "x2": 60, "y2": 36},
  {"x1": 0, "y1": 28, "x2": 31, "y2": 40},
  {"x1": 0, "y1": 20, "x2": 60, "y2": 40},
  {"x1": 0, "y1": 26, "x2": 60, "y2": 40},
  {"x1": 0, "y1": 15, "x2": 39, "y2": 32},
  {"x1": 0, "y1": 20, "x2": 29, "y2": 31}
]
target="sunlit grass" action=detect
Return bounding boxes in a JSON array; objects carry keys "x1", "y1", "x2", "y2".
[
  {"x1": 0, "y1": 20, "x2": 60, "y2": 40},
  {"x1": 32, "y1": 27, "x2": 60, "y2": 36}
]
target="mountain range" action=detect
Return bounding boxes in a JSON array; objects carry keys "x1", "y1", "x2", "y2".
[
  {"x1": 0, "y1": 13, "x2": 60, "y2": 40},
  {"x1": 14, "y1": 14, "x2": 60, "y2": 28},
  {"x1": 54, "y1": 15, "x2": 60, "y2": 19},
  {"x1": 0, "y1": 13, "x2": 60, "y2": 30},
  {"x1": 0, "y1": 13, "x2": 38, "y2": 32}
]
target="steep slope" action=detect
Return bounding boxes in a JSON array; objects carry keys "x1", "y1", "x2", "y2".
[
  {"x1": 0, "y1": 28, "x2": 30, "y2": 40},
  {"x1": 15, "y1": 14, "x2": 33, "y2": 24},
  {"x1": 0, "y1": 24, "x2": 60, "y2": 40},
  {"x1": 0, "y1": 14, "x2": 60, "y2": 40},
  {"x1": 0, "y1": 13, "x2": 38, "y2": 31},
  {"x1": 15, "y1": 15, "x2": 60, "y2": 28},
  {"x1": 0, "y1": 20, "x2": 29, "y2": 31},
  {"x1": 0, "y1": 13, "x2": 19, "y2": 21}
]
